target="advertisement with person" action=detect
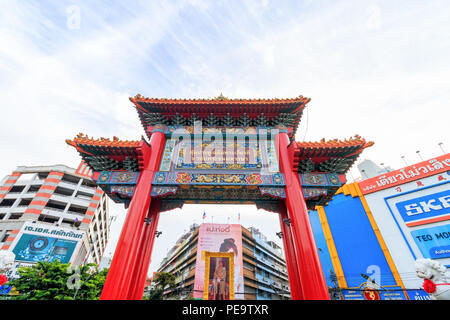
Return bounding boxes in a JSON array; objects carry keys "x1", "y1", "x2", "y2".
[
  {"x1": 193, "y1": 223, "x2": 244, "y2": 300},
  {"x1": 9, "y1": 222, "x2": 85, "y2": 264},
  {"x1": 203, "y1": 251, "x2": 234, "y2": 300}
]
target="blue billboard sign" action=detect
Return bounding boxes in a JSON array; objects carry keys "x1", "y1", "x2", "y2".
[
  {"x1": 406, "y1": 289, "x2": 430, "y2": 300},
  {"x1": 411, "y1": 224, "x2": 450, "y2": 259},
  {"x1": 341, "y1": 289, "x2": 364, "y2": 300},
  {"x1": 395, "y1": 189, "x2": 450, "y2": 223},
  {"x1": 12, "y1": 233, "x2": 79, "y2": 264}
]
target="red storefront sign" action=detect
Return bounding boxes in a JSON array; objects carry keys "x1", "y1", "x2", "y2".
[
  {"x1": 359, "y1": 154, "x2": 450, "y2": 195},
  {"x1": 363, "y1": 288, "x2": 380, "y2": 300}
]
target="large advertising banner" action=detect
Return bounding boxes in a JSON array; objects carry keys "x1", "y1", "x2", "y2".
[
  {"x1": 359, "y1": 153, "x2": 450, "y2": 195},
  {"x1": 384, "y1": 181, "x2": 450, "y2": 264},
  {"x1": 411, "y1": 224, "x2": 450, "y2": 259},
  {"x1": 193, "y1": 224, "x2": 244, "y2": 300},
  {"x1": 395, "y1": 189, "x2": 450, "y2": 224},
  {"x1": 10, "y1": 222, "x2": 85, "y2": 264},
  {"x1": 203, "y1": 251, "x2": 235, "y2": 300}
]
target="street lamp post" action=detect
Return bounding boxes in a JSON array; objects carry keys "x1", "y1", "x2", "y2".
[
  {"x1": 361, "y1": 273, "x2": 391, "y2": 300},
  {"x1": 416, "y1": 150, "x2": 423, "y2": 161},
  {"x1": 73, "y1": 269, "x2": 98, "y2": 300},
  {"x1": 401, "y1": 156, "x2": 408, "y2": 166},
  {"x1": 361, "y1": 169, "x2": 368, "y2": 179}
]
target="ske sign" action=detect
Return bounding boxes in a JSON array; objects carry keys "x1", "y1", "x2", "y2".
[{"x1": 396, "y1": 190, "x2": 450, "y2": 223}]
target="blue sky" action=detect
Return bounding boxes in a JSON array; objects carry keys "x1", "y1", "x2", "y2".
[{"x1": 0, "y1": 0, "x2": 449, "y2": 275}]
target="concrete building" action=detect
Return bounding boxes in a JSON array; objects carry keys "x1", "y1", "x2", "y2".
[
  {"x1": 309, "y1": 153, "x2": 450, "y2": 300},
  {"x1": 0, "y1": 162, "x2": 110, "y2": 274},
  {"x1": 357, "y1": 159, "x2": 394, "y2": 179},
  {"x1": 157, "y1": 223, "x2": 290, "y2": 300}
]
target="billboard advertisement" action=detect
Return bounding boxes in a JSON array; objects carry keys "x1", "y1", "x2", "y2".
[
  {"x1": 10, "y1": 222, "x2": 85, "y2": 264},
  {"x1": 384, "y1": 181, "x2": 450, "y2": 262},
  {"x1": 361, "y1": 163, "x2": 449, "y2": 293},
  {"x1": 395, "y1": 189, "x2": 450, "y2": 224},
  {"x1": 193, "y1": 223, "x2": 244, "y2": 300},
  {"x1": 411, "y1": 224, "x2": 450, "y2": 259},
  {"x1": 203, "y1": 251, "x2": 235, "y2": 300},
  {"x1": 359, "y1": 153, "x2": 450, "y2": 195}
]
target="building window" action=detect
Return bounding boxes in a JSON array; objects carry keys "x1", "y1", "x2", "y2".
[
  {"x1": 0, "y1": 199, "x2": 15, "y2": 207},
  {"x1": 38, "y1": 214, "x2": 59, "y2": 224},
  {"x1": 67, "y1": 204, "x2": 87, "y2": 215},
  {"x1": 27, "y1": 185, "x2": 41, "y2": 193},
  {"x1": 37, "y1": 172, "x2": 48, "y2": 180},
  {"x1": 44, "y1": 200, "x2": 66, "y2": 212},
  {"x1": 18, "y1": 198, "x2": 32, "y2": 206},
  {"x1": 9, "y1": 185, "x2": 25, "y2": 193},
  {"x1": 53, "y1": 186, "x2": 75, "y2": 197},
  {"x1": 81, "y1": 179, "x2": 96, "y2": 188},
  {"x1": 1, "y1": 230, "x2": 12, "y2": 243},
  {"x1": 74, "y1": 190, "x2": 93, "y2": 201},
  {"x1": 8, "y1": 213, "x2": 23, "y2": 220},
  {"x1": 61, "y1": 218, "x2": 76, "y2": 227},
  {"x1": 61, "y1": 174, "x2": 80, "y2": 185}
]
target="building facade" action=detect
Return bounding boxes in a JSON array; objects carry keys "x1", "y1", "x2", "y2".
[
  {"x1": 309, "y1": 153, "x2": 450, "y2": 300},
  {"x1": 157, "y1": 223, "x2": 290, "y2": 300},
  {"x1": 0, "y1": 162, "x2": 110, "y2": 278}
]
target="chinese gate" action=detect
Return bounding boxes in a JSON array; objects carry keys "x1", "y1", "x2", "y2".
[{"x1": 66, "y1": 94, "x2": 373, "y2": 300}]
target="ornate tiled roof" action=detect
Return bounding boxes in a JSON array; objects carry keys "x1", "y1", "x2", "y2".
[
  {"x1": 129, "y1": 94, "x2": 310, "y2": 140},
  {"x1": 293, "y1": 135, "x2": 374, "y2": 174},
  {"x1": 66, "y1": 133, "x2": 139, "y2": 150},
  {"x1": 66, "y1": 134, "x2": 140, "y2": 171},
  {"x1": 296, "y1": 135, "x2": 374, "y2": 151},
  {"x1": 131, "y1": 93, "x2": 310, "y2": 104}
]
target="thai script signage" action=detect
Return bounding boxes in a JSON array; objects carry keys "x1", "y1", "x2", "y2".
[
  {"x1": 411, "y1": 224, "x2": 450, "y2": 259},
  {"x1": 341, "y1": 286, "x2": 407, "y2": 300},
  {"x1": 193, "y1": 224, "x2": 244, "y2": 300},
  {"x1": 359, "y1": 154, "x2": 450, "y2": 195},
  {"x1": 396, "y1": 189, "x2": 450, "y2": 223},
  {"x1": 10, "y1": 222, "x2": 84, "y2": 264}
]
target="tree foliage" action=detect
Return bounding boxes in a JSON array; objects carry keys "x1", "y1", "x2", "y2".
[
  {"x1": 147, "y1": 272, "x2": 176, "y2": 300},
  {"x1": 153, "y1": 272, "x2": 176, "y2": 290},
  {"x1": 8, "y1": 260, "x2": 108, "y2": 300}
]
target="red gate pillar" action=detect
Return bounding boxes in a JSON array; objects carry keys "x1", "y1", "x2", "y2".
[
  {"x1": 277, "y1": 132, "x2": 330, "y2": 300},
  {"x1": 278, "y1": 200, "x2": 303, "y2": 300},
  {"x1": 100, "y1": 132, "x2": 166, "y2": 300},
  {"x1": 127, "y1": 198, "x2": 161, "y2": 300}
]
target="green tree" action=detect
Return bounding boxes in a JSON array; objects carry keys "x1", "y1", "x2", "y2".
[
  {"x1": 8, "y1": 260, "x2": 108, "y2": 300},
  {"x1": 147, "y1": 272, "x2": 176, "y2": 300}
]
